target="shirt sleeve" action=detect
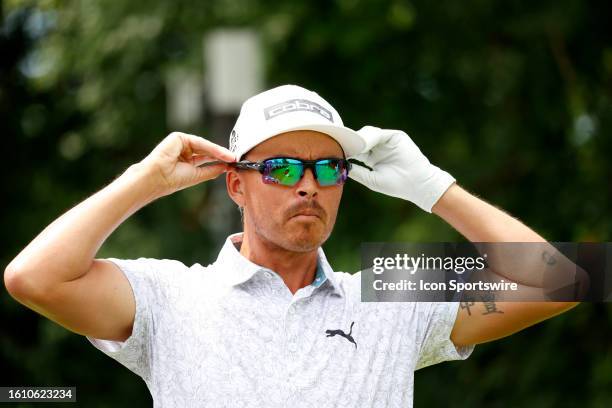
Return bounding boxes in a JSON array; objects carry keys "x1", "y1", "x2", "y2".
[
  {"x1": 414, "y1": 302, "x2": 475, "y2": 370},
  {"x1": 85, "y1": 257, "x2": 186, "y2": 382}
]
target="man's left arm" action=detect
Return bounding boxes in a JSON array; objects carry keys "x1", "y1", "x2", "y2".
[
  {"x1": 431, "y1": 183, "x2": 580, "y2": 347},
  {"x1": 349, "y1": 125, "x2": 581, "y2": 349}
]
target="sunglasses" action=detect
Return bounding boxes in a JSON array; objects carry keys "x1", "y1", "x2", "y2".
[{"x1": 202, "y1": 157, "x2": 352, "y2": 186}]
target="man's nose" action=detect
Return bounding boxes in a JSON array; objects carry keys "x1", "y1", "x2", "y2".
[{"x1": 296, "y1": 168, "x2": 318, "y2": 197}]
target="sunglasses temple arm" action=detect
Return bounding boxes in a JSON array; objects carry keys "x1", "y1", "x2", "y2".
[
  {"x1": 347, "y1": 158, "x2": 373, "y2": 171},
  {"x1": 197, "y1": 161, "x2": 263, "y2": 172},
  {"x1": 197, "y1": 160, "x2": 235, "y2": 168}
]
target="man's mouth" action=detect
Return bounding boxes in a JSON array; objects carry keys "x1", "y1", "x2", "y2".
[
  {"x1": 291, "y1": 211, "x2": 322, "y2": 220},
  {"x1": 287, "y1": 201, "x2": 326, "y2": 222}
]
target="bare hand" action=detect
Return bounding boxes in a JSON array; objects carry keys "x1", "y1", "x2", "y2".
[{"x1": 140, "y1": 132, "x2": 236, "y2": 197}]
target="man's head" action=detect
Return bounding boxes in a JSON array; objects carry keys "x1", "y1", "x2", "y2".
[
  {"x1": 225, "y1": 84, "x2": 366, "y2": 252},
  {"x1": 227, "y1": 130, "x2": 345, "y2": 252}
]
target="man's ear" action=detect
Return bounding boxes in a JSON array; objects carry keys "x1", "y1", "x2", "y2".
[{"x1": 226, "y1": 169, "x2": 245, "y2": 207}]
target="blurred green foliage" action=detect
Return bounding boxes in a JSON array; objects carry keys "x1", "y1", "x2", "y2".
[{"x1": 1, "y1": 0, "x2": 611, "y2": 406}]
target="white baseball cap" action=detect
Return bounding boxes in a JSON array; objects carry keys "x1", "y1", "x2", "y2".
[{"x1": 229, "y1": 84, "x2": 366, "y2": 160}]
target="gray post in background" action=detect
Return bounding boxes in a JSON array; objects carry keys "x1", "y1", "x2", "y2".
[{"x1": 203, "y1": 29, "x2": 264, "y2": 243}]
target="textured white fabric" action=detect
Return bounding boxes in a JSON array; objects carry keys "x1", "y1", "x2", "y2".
[{"x1": 87, "y1": 233, "x2": 474, "y2": 407}]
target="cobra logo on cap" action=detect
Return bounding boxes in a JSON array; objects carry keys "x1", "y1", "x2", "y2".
[{"x1": 264, "y1": 99, "x2": 333, "y2": 122}]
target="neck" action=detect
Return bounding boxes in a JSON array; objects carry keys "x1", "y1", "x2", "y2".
[{"x1": 238, "y1": 230, "x2": 318, "y2": 295}]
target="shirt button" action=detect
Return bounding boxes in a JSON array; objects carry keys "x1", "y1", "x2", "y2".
[{"x1": 264, "y1": 271, "x2": 272, "y2": 278}]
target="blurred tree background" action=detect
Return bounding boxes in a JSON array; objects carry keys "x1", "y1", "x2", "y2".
[{"x1": 1, "y1": 0, "x2": 611, "y2": 406}]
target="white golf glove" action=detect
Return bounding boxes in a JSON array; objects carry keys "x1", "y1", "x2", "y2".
[{"x1": 349, "y1": 126, "x2": 456, "y2": 213}]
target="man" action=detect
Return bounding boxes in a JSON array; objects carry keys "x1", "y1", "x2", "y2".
[{"x1": 4, "y1": 85, "x2": 578, "y2": 407}]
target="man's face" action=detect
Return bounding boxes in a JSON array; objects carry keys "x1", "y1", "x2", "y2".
[{"x1": 228, "y1": 130, "x2": 345, "y2": 252}]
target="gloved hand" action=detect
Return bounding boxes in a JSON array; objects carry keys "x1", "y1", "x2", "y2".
[{"x1": 349, "y1": 126, "x2": 456, "y2": 213}]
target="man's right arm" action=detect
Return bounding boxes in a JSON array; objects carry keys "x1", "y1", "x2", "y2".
[{"x1": 3, "y1": 132, "x2": 236, "y2": 342}]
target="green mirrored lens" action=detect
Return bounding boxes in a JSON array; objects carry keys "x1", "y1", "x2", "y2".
[
  {"x1": 315, "y1": 159, "x2": 341, "y2": 186},
  {"x1": 265, "y1": 158, "x2": 303, "y2": 185}
]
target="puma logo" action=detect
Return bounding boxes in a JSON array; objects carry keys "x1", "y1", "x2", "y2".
[{"x1": 325, "y1": 321, "x2": 357, "y2": 349}]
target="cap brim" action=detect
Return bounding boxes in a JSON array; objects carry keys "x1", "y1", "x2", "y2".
[{"x1": 260, "y1": 123, "x2": 367, "y2": 159}]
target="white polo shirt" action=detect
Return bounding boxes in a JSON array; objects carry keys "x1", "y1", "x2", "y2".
[{"x1": 87, "y1": 232, "x2": 474, "y2": 407}]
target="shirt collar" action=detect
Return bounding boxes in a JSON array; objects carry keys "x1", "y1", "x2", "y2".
[{"x1": 214, "y1": 232, "x2": 343, "y2": 297}]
